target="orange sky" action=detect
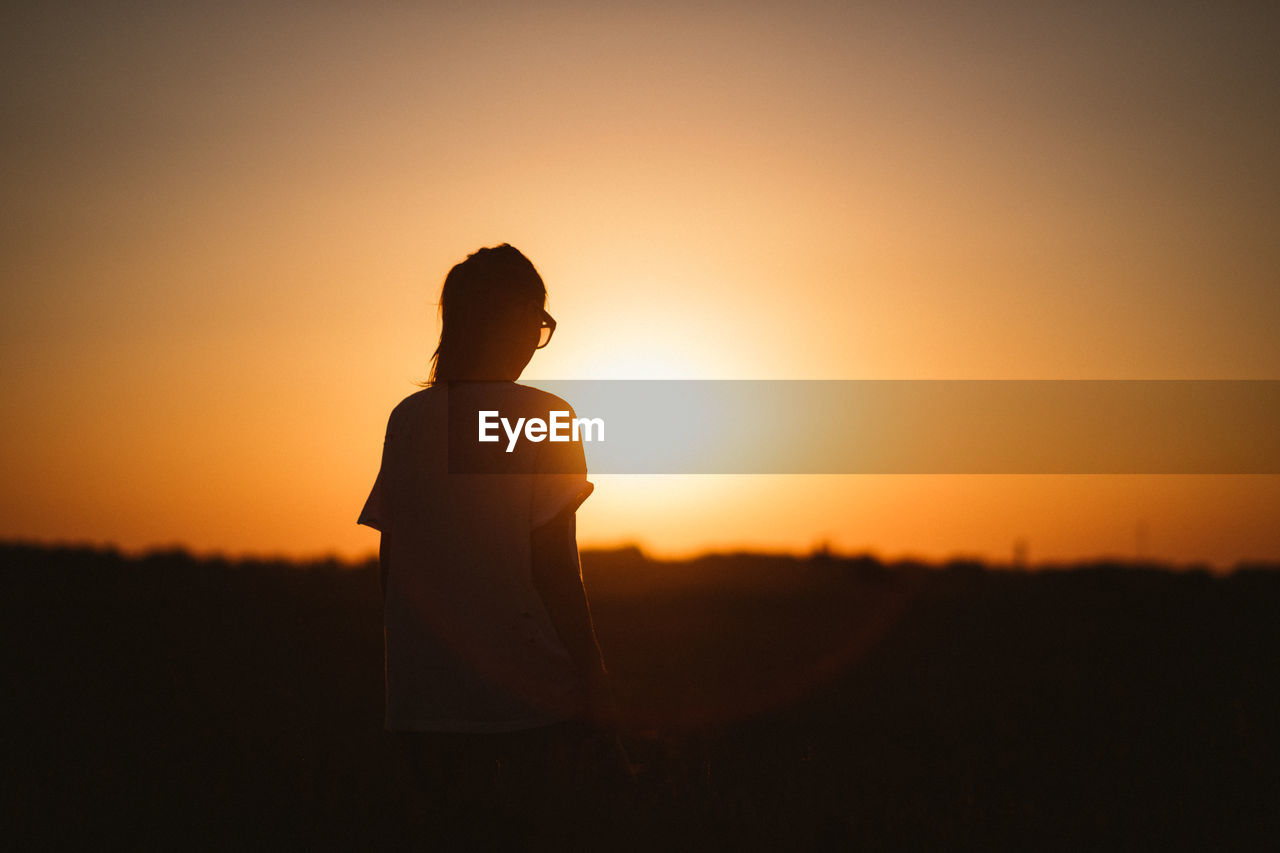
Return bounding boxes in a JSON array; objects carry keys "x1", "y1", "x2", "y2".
[{"x1": 2, "y1": 1, "x2": 1278, "y2": 567}]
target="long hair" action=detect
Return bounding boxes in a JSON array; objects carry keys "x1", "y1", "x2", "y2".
[{"x1": 426, "y1": 244, "x2": 546, "y2": 384}]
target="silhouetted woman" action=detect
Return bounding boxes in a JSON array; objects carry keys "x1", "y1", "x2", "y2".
[{"x1": 358, "y1": 244, "x2": 615, "y2": 847}]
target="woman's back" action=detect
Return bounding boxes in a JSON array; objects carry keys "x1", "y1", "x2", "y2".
[{"x1": 359, "y1": 381, "x2": 595, "y2": 732}]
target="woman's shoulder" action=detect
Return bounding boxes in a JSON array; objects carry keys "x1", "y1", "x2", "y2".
[
  {"x1": 393, "y1": 386, "x2": 440, "y2": 410},
  {"x1": 386, "y1": 386, "x2": 443, "y2": 425},
  {"x1": 509, "y1": 382, "x2": 577, "y2": 417},
  {"x1": 395, "y1": 382, "x2": 575, "y2": 420}
]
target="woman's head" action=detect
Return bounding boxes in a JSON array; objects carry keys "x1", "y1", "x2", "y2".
[{"x1": 428, "y1": 244, "x2": 551, "y2": 383}]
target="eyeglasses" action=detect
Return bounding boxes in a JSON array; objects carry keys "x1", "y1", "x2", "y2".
[{"x1": 537, "y1": 308, "x2": 556, "y2": 349}]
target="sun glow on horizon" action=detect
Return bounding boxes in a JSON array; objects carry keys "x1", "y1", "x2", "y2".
[{"x1": 538, "y1": 345, "x2": 725, "y2": 381}]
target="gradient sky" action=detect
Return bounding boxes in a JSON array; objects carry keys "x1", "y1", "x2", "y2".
[{"x1": 3, "y1": 0, "x2": 1278, "y2": 567}]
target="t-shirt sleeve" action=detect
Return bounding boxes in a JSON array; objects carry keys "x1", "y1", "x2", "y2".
[
  {"x1": 357, "y1": 468, "x2": 385, "y2": 531},
  {"x1": 529, "y1": 410, "x2": 593, "y2": 530},
  {"x1": 357, "y1": 410, "x2": 394, "y2": 532}
]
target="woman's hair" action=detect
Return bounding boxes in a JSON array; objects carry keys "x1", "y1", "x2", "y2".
[{"x1": 426, "y1": 244, "x2": 546, "y2": 384}]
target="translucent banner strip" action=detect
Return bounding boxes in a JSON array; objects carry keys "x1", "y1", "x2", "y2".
[{"x1": 441, "y1": 380, "x2": 1280, "y2": 474}]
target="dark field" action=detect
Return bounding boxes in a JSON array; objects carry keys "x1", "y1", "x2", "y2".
[{"x1": 3, "y1": 542, "x2": 1278, "y2": 850}]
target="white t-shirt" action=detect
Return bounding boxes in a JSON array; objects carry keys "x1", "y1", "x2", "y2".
[{"x1": 357, "y1": 382, "x2": 594, "y2": 732}]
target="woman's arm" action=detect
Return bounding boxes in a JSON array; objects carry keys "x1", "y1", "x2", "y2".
[
  {"x1": 378, "y1": 531, "x2": 391, "y2": 603},
  {"x1": 531, "y1": 507, "x2": 613, "y2": 722}
]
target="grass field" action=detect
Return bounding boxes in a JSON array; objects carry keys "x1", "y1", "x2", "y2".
[{"x1": 3, "y1": 542, "x2": 1277, "y2": 850}]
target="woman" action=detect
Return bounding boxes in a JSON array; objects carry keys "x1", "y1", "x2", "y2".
[{"x1": 357, "y1": 244, "x2": 616, "y2": 846}]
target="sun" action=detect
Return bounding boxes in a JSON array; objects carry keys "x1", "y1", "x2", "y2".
[
  {"x1": 530, "y1": 325, "x2": 739, "y2": 380},
  {"x1": 579, "y1": 349, "x2": 703, "y2": 380}
]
